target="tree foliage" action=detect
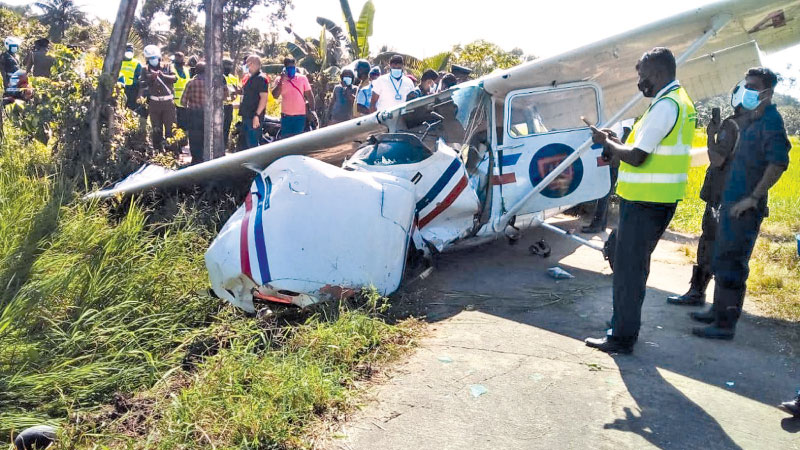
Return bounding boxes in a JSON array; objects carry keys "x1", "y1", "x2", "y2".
[
  {"x1": 33, "y1": 0, "x2": 89, "y2": 43},
  {"x1": 450, "y1": 40, "x2": 532, "y2": 77}
]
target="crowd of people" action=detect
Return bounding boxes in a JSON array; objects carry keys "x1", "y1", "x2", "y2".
[
  {"x1": 113, "y1": 44, "x2": 474, "y2": 164},
  {"x1": 2, "y1": 34, "x2": 475, "y2": 164}
]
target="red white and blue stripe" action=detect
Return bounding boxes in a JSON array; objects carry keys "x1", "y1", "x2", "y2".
[
  {"x1": 416, "y1": 158, "x2": 469, "y2": 228},
  {"x1": 240, "y1": 176, "x2": 272, "y2": 284}
]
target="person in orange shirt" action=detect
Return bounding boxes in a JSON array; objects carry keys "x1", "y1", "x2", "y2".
[{"x1": 271, "y1": 57, "x2": 315, "y2": 139}]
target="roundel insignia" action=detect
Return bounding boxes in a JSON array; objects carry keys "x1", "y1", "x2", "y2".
[{"x1": 528, "y1": 143, "x2": 584, "y2": 198}]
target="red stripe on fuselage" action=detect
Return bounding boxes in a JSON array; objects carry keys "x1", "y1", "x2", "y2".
[
  {"x1": 491, "y1": 173, "x2": 517, "y2": 185},
  {"x1": 240, "y1": 193, "x2": 254, "y2": 279},
  {"x1": 419, "y1": 175, "x2": 468, "y2": 228}
]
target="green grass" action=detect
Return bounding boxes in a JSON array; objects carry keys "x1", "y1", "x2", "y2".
[
  {"x1": 0, "y1": 124, "x2": 420, "y2": 448},
  {"x1": 671, "y1": 135, "x2": 800, "y2": 321}
]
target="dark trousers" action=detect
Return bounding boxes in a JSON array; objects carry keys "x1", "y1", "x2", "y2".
[
  {"x1": 712, "y1": 204, "x2": 765, "y2": 290},
  {"x1": 175, "y1": 106, "x2": 188, "y2": 130},
  {"x1": 241, "y1": 117, "x2": 261, "y2": 150},
  {"x1": 124, "y1": 85, "x2": 145, "y2": 116},
  {"x1": 148, "y1": 100, "x2": 176, "y2": 152},
  {"x1": 223, "y1": 104, "x2": 233, "y2": 148},
  {"x1": 610, "y1": 199, "x2": 677, "y2": 340},
  {"x1": 591, "y1": 166, "x2": 618, "y2": 227},
  {"x1": 187, "y1": 108, "x2": 204, "y2": 165},
  {"x1": 279, "y1": 114, "x2": 306, "y2": 139},
  {"x1": 696, "y1": 202, "x2": 720, "y2": 272}
]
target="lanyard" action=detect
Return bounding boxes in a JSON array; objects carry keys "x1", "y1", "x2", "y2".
[{"x1": 390, "y1": 76, "x2": 403, "y2": 100}]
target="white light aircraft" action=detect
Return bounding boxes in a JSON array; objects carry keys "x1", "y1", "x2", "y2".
[{"x1": 87, "y1": 0, "x2": 800, "y2": 312}]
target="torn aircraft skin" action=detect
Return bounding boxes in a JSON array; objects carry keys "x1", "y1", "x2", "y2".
[{"x1": 86, "y1": 0, "x2": 800, "y2": 309}]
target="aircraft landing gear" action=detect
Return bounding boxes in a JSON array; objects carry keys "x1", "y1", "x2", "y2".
[{"x1": 528, "y1": 239, "x2": 551, "y2": 258}]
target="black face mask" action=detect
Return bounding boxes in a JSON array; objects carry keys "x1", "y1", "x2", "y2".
[
  {"x1": 638, "y1": 78, "x2": 655, "y2": 98},
  {"x1": 223, "y1": 67, "x2": 232, "y2": 76}
]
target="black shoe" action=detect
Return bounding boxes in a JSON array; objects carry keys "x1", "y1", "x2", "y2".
[
  {"x1": 780, "y1": 397, "x2": 800, "y2": 417},
  {"x1": 690, "y1": 308, "x2": 715, "y2": 324},
  {"x1": 581, "y1": 223, "x2": 605, "y2": 234},
  {"x1": 667, "y1": 290, "x2": 705, "y2": 305},
  {"x1": 585, "y1": 336, "x2": 633, "y2": 354},
  {"x1": 692, "y1": 325, "x2": 735, "y2": 340},
  {"x1": 667, "y1": 265, "x2": 710, "y2": 306}
]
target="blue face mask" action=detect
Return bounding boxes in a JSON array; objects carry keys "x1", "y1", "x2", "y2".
[
  {"x1": 390, "y1": 68, "x2": 403, "y2": 79},
  {"x1": 286, "y1": 66, "x2": 296, "y2": 78},
  {"x1": 731, "y1": 79, "x2": 768, "y2": 111},
  {"x1": 148, "y1": 57, "x2": 160, "y2": 67},
  {"x1": 342, "y1": 76, "x2": 352, "y2": 86},
  {"x1": 9, "y1": 45, "x2": 18, "y2": 54}
]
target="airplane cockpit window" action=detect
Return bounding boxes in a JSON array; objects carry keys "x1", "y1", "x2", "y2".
[
  {"x1": 507, "y1": 86, "x2": 599, "y2": 138},
  {"x1": 350, "y1": 133, "x2": 433, "y2": 166}
]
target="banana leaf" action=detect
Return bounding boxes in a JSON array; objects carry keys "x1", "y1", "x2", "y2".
[
  {"x1": 286, "y1": 42, "x2": 308, "y2": 61},
  {"x1": 355, "y1": 0, "x2": 375, "y2": 59},
  {"x1": 339, "y1": 0, "x2": 359, "y2": 57}
]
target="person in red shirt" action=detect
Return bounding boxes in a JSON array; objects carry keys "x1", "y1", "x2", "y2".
[{"x1": 271, "y1": 57, "x2": 315, "y2": 139}]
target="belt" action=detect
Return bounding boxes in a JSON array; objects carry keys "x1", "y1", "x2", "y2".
[{"x1": 149, "y1": 95, "x2": 173, "y2": 101}]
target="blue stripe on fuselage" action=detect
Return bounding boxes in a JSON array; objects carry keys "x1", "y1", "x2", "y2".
[
  {"x1": 253, "y1": 175, "x2": 271, "y2": 284},
  {"x1": 416, "y1": 158, "x2": 461, "y2": 212},
  {"x1": 500, "y1": 153, "x2": 522, "y2": 166}
]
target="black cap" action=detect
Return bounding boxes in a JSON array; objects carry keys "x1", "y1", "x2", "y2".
[{"x1": 451, "y1": 64, "x2": 473, "y2": 76}]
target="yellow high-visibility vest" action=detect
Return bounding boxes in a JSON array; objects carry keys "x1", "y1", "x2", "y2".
[
  {"x1": 119, "y1": 59, "x2": 141, "y2": 86},
  {"x1": 173, "y1": 64, "x2": 190, "y2": 106},
  {"x1": 617, "y1": 85, "x2": 697, "y2": 203},
  {"x1": 224, "y1": 73, "x2": 239, "y2": 105}
]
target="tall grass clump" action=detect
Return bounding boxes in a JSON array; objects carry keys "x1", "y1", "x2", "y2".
[{"x1": 1, "y1": 121, "x2": 421, "y2": 446}]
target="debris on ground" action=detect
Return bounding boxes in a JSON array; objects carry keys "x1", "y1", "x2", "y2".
[
  {"x1": 469, "y1": 384, "x2": 488, "y2": 398},
  {"x1": 437, "y1": 356, "x2": 453, "y2": 364},
  {"x1": 547, "y1": 267, "x2": 574, "y2": 280}
]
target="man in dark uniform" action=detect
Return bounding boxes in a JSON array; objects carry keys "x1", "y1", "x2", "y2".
[
  {"x1": 585, "y1": 48, "x2": 696, "y2": 354},
  {"x1": 667, "y1": 106, "x2": 743, "y2": 305},
  {"x1": 23, "y1": 38, "x2": 54, "y2": 78},
  {"x1": 691, "y1": 67, "x2": 792, "y2": 339}
]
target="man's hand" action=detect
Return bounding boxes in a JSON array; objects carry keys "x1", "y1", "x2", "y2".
[
  {"x1": 730, "y1": 196, "x2": 758, "y2": 218},
  {"x1": 252, "y1": 115, "x2": 260, "y2": 129},
  {"x1": 590, "y1": 126, "x2": 618, "y2": 145}
]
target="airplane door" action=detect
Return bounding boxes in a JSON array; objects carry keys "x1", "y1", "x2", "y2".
[{"x1": 494, "y1": 82, "x2": 610, "y2": 218}]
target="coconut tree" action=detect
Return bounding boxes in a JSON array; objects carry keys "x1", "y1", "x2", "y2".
[{"x1": 34, "y1": 0, "x2": 89, "y2": 43}]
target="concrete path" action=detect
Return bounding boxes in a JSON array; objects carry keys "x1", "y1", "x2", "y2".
[{"x1": 328, "y1": 217, "x2": 800, "y2": 450}]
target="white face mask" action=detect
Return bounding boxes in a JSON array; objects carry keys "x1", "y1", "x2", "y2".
[
  {"x1": 9, "y1": 45, "x2": 18, "y2": 54},
  {"x1": 342, "y1": 76, "x2": 353, "y2": 86},
  {"x1": 124, "y1": 51, "x2": 134, "y2": 59},
  {"x1": 148, "y1": 57, "x2": 160, "y2": 67},
  {"x1": 390, "y1": 68, "x2": 403, "y2": 79},
  {"x1": 241, "y1": 65, "x2": 248, "y2": 74}
]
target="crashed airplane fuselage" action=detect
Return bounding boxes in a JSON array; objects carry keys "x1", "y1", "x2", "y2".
[{"x1": 87, "y1": 0, "x2": 800, "y2": 311}]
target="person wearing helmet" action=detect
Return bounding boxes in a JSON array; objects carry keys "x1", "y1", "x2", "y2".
[
  {"x1": 351, "y1": 59, "x2": 372, "y2": 117},
  {"x1": 171, "y1": 51, "x2": 190, "y2": 132},
  {"x1": 118, "y1": 43, "x2": 144, "y2": 114},
  {"x1": 222, "y1": 57, "x2": 240, "y2": 149},
  {"x1": 139, "y1": 44, "x2": 177, "y2": 152},
  {"x1": 2, "y1": 37, "x2": 22, "y2": 89}
]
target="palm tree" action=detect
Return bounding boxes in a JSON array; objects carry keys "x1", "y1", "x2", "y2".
[{"x1": 35, "y1": 0, "x2": 89, "y2": 43}]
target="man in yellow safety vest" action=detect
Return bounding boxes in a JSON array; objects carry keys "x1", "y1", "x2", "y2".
[
  {"x1": 172, "y1": 51, "x2": 190, "y2": 131},
  {"x1": 118, "y1": 43, "x2": 143, "y2": 115},
  {"x1": 222, "y1": 57, "x2": 239, "y2": 149},
  {"x1": 585, "y1": 47, "x2": 696, "y2": 354}
]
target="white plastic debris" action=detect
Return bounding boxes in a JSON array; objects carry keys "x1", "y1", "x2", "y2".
[
  {"x1": 547, "y1": 267, "x2": 574, "y2": 280},
  {"x1": 438, "y1": 356, "x2": 453, "y2": 364},
  {"x1": 469, "y1": 384, "x2": 488, "y2": 398},
  {"x1": 725, "y1": 381, "x2": 735, "y2": 388}
]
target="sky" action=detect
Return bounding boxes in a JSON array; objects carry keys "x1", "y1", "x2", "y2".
[{"x1": 6, "y1": 0, "x2": 800, "y2": 94}]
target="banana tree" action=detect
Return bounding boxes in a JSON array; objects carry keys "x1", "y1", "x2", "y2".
[{"x1": 338, "y1": 0, "x2": 374, "y2": 60}]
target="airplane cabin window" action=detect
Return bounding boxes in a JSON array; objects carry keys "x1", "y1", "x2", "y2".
[{"x1": 507, "y1": 87, "x2": 599, "y2": 138}]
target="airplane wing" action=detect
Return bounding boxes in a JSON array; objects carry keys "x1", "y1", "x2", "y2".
[
  {"x1": 483, "y1": 0, "x2": 800, "y2": 118},
  {"x1": 87, "y1": 0, "x2": 800, "y2": 200}
]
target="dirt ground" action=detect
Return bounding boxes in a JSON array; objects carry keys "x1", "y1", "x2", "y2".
[{"x1": 324, "y1": 216, "x2": 800, "y2": 450}]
